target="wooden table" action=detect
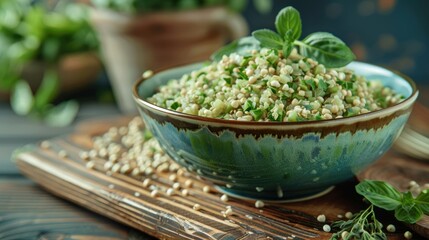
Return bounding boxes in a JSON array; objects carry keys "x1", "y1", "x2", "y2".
[
  {"x1": 0, "y1": 101, "x2": 155, "y2": 239},
  {"x1": 1, "y1": 85, "x2": 428, "y2": 240}
]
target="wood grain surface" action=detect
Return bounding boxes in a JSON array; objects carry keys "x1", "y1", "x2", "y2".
[
  {"x1": 13, "y1": 117, "x2": 427, "y2": 240},
  {"x1": 0, "y1": 179, "x2": 153, "y2": 240}
]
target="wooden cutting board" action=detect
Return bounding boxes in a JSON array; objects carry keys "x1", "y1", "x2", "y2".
[{"x1": 13, "y1": 116, "x2": 428, "y2": 239}]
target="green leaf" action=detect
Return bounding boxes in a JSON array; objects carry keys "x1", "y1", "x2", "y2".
[
  {"x1": 42, "y1": 38, "x2": 61, "y2": 62},
  {"x1": 236, "y1": 37, "x2": 261, "y2": 56},
  {"x1": 211, "y1": 41, "x2": 238, "y2": 62},
  {"x1": 282, "y1": 42, "x2": 293, "y2": 58},
  {"x1": 243, "y1": 100, "x2": 254, "y2": 111},
  {"x1": 44, "y1": 12, "x2": 78, "y2": 35},
  {"x1": 226, "y1": 0, "x2": 247, "y2": 12},
  {"x1": 34, "y1": 69, "x2": 59, "y2": 110},
  {"x1": 253, "y1": 0, "x2": 272, "y2": 14},
  {"x1": 305, "y1": 79, "x2": 316, "y2": 90},
  {"x1": 211, "y1": 36, "x2": 260, "y2": 62},
  {"x1": 281, "y1": 30, "x2": 295, "y2": 57},
  {"x1": 356, "y1": 180, "x2": 402, "y2": 211},
  {"x1": 250, "y1": 109, "x2": 263, "y2": 121},
  {"x1": 44, "y1": 100, "x2": 79, "y2": 127},
  {"x1": 415, "y1": 190, "x2": 429, "y2": 214},
  {"x1": 395, "y1": 192, "x2": 423, "y2": 224},
  {"x1": 170, "y1": 101, "x2": 180, "y2": 110},
  {"x1": 297, "y1": 32, "x2": 355, "y2": 68},
  {"x1": 252, "y1": 29, "x2": 283, "y2": 49},
  {"x1": 25, "y1": 7, "x2": 45, "y2": 39},
  {"x1": 318, "y1": 79, "x2": 328, "y2": 91},
  {"x1": 11, "y1": 80, "x2": 34, "y2": 116},
  {"x1": 275, "y1": 6, "x2": 302, "y2": 42}
]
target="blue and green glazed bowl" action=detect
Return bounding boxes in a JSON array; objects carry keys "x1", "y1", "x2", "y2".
[{"x1": 133, "y1": 62, "x2": 418, "y2": 201}]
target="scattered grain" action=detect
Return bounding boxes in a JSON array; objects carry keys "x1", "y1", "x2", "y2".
[
  {"x1": 184, "y1": 179, "x2": 193, "y2": 188},
  {"x1": 203, "y1": 185, "x2": 211, "y2": 193},
  {"x1": 386, "y1": 224, "x2": 396, "y2": 233},
  {"x1": 404, "y1": 231, "x2": 413, "y2": 239},
  {"x1": 142, "y1": 179, "x2": 151, "y2": 188},
  {"x1": 322, "y1": 224, "x2": 331, "y2": 232},
  {"x1": 40, "y1": 141, "x2": 51, "y2": 149},
  {"x1": 220, "y1": 194, "x2": 229, "y2": 202},
  {"x1": 345, "y1": 212, "x2": 353, "y2": 219},
  {"x1": 193, "y1": 204, "x2": 201, "y2": 211},
  {"x1": 255, "y1": 200, "x2": 264, "y2": 208},
  {"x1": 317, "y1": 214, "x2": 326, "y2": 223},
  {"x1": 86, "y1": 161, "x2": 95, "y2": 169},
  {"x1": 58, "y1": 150, "x2": 68, "y2": 158},
  {"x1": 150, "y1": 190, "x2": 159, "y2": 197}
]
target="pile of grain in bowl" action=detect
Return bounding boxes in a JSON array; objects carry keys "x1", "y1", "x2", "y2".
[{"x1": 148, "y1": 48, "x2": 403, "y2": 122}]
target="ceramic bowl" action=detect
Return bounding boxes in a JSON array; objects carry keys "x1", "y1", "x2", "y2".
[{"x1": 133, "y1": 62, "x2": 418, "y2": 201}]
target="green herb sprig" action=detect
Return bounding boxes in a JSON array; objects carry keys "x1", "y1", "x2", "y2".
[
  {"x1": 330, "y1": 180, "x2": 429, "y2": 239},
  {"x1": 212, "y1": 6, "x2": 355, "y2": 68},
  {"x1": 330, "y1": 204, "x2": 385, "y2": 240},
  {"x1": 357, "y1": 180, "x2": 429, "y2": 224}
]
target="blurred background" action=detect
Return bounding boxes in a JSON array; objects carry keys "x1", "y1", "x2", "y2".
[
  {"x1": 0, "y1": 0, "x2": 428, "y2": 124},
  {"x1": 250, "y1": 0, "x2": 429, "y2": 84}
]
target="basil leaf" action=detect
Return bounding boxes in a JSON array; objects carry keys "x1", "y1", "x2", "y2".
[
  {"x1": 282, "y1": 30, "x2": 294, "y2": 57},
  {"x1": 236, "y1": 36, "x2": 261, "y2": 56},
  {"x1": 394, "y1": 205, "x2": 422, "y2": 224},
  {"x1": 298, "y1": 32, "x2": 355, "y2": 68},
  {"x1": 211, "y1": 40, "x2": 238, "y2": 62},
  {"x1": 252, "y1": 29, "x2": 283, "y2": 49},
  {"x1": 395, "y1": 192, "x2": 423, "y2": 224},
  {"x1": 275, "y1": 6, "x2": 301, "y2": 42},
  {"x1": 11, "y1": 80, "x2": 34, "y2": 116},
  {"x1": 34, "y1": 69, "x2": 59, "y2": 110},
  {"x1": 211, "y1": 37, "x2": 261, "y2": 62},
  {"x1": 356, "y1": 180, "x2": 402, "y2": 211},
  {"x1": 44, "y1": 100, "x2": 79, "y2": 127},
  {"x1": 283, "y1": 42, "x2": 293, "y2": 58},
  {"x1": 415, "y1": 190, "x2": 429, "y2": 214}
]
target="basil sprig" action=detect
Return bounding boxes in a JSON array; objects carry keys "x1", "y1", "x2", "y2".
[
  {"x1": 212, "y1": 6, "x2": 355, "y2": 68},
  {"x1": 356, "y1": 180, "x2": 429, "y2": 224},
  {"x1": 331, "y1": 180, "x2": 429, "y2": 240}
]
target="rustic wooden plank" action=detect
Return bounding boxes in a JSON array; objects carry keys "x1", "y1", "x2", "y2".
[
  {"x1": 13, "y1": 117, "x2": 421, "y2": 239},
  {"x1": 0, "y1": 179, "x2": 155, "y2": 240}
]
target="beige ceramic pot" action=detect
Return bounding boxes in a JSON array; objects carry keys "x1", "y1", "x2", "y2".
[{"x1": 90, "y1": 7, "x2": 248, "y2": 113}]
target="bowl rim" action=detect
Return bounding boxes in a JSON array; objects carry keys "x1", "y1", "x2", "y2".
[{"x1": 133, "y1": 61, "x2": 419, "y2": 127}]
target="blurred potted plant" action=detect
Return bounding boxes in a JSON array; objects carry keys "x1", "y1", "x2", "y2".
[
  {"x1": 89, "y1": 0, "x2": 271, "y2": 113},
  {"x1": 0, "y1": 0, "x2": 100, "y2": 126}
]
